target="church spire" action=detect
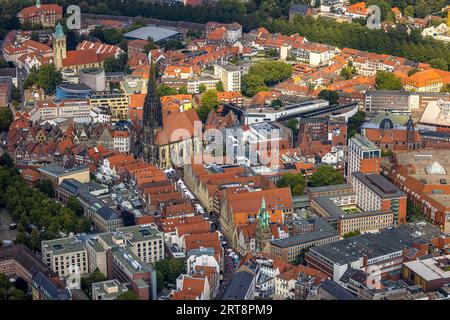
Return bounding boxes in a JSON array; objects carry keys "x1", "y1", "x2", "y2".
[
  {"x1": 142, "y1": 56, "x2": 162, "y2": 165},
  {"x1": 143, "y1": 57, "x2": 162, "y2": 128},
  {"x1": 36, "y1": 0, "x2": 41, "y2": 8},
  {"x1": 258, "y1": 197, "x2": 269, "y2": 229}
]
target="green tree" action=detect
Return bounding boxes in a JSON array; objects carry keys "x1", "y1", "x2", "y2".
[
  {"x1": 286, "y1": 119, "x2": 299, "y2": 132},
  {"x1": 37, "y1": 180, "x2": 54, "y2": 198},
  {"x1": 375, "y1": 71, "x2": 403, "y2": 90},
  {"x1": 340, "y1": 66, "x2": 354, "y2": 80},
  {"x1": 404, "y1": 5, "x2": 414, "y2": 17},
  {"x1": 429, "y1": 58, "x2": 448, "y2": 71},
  {"x1": 8, "y1": 289, "x2": 27, "y2": 300},
  {"x1": 157, "y1": 84, "x2": 177, "y2": 97},
  {"x1": 156, "y1": 270, "x2": 164, "y2": 292},
  {"x1": 67, "y1": 196, "x2": 84, "y2": 217},
  {"x1": 342, "y1": 230, "x2": 361, "y2": 238},
  {"x1": 309, "y1": 165, "x2": 344, "y2": 187},
  {"x1": 294, "y1": 248, "x2": 307, "y2": 266},
  {"x1": 103, "y1": 52, "x2": 130, "y2": 73},
  {"x1": 270, "y1": 99, "x2": 283, "y2": 109},
  {"x1": 116, "y1": 291, "x2": 139, "y2": 300},
  {"x1": 318, "y1": 89, "x2": 339, "y2": 105},
  {"x1": 198, "y1": 89, "x2": 219, "y2": 122},
  {"x1": 0, "y1": 58, "x2": 10, "y2": 69},
  {"x1": 215, "y1": 81, "x2": 224, "y2": 92},
  {"x1": 276, "y1": 173, "x2": 306, "y2": 196},
  {"x1": 199, "y1": 83, "x2": 207, "y2": 93},
  {"x1": 0, "y1": 108, "x2": 13, "y2": 131},
  {"x1": 241, "y1": 73, "x2": 268, "y2": 96},
  {"x1": 0, "y1": 273, "x2": 11, "y2": 300},
  {"x1": 164, "y1": 39, "x2": 184, "y2": 51},
  {"x1": 408, "y1": 68, "x2": 420, "y2": 76},
  {"x1": 155, "y1": 258, "x2": 186, "y2": 285},
  {"x1": 24, "y1": 64, "x2": 62, "y2": 95},
  {"x1": 178, "y1": 86, "x2": 188, "y2": 94},
  {"x1": 347, "y1": 110, "x2": 366, "y2": 138},
  {"x1": 80, "y1": 269, "x2": 107, "y2": 297},
  {"x1": 30, "y1": 228, "x2": 40, "y2": 251},
  {"x1": 90, "y1": 27, "x2": 123, "y2": 45}
]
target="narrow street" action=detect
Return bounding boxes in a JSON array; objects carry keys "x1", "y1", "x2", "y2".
[{"x1": 0, "y1": 208, "x2": 17, "y2": 242}]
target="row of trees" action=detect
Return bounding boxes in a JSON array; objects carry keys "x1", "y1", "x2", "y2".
[
  {"x1": 276, "y1": 165, "x2": 345, "y2": 196},
  {"x1": 0, "y1": 157, "x2": 91, "y2": 251},
  {"x1": 1, "y1": 0, "x2": 449, "y2": 68},
  {"x1": 266, "y1": 15, "x2": 450, "y2": 71}
]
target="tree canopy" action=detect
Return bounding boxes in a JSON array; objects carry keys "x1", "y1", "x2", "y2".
[
  {"x1": 80, "y1": 269, "x2": 107, "y2": 298},
  {"x1": 0, "y1": 273, "x2": 27, "y2": 300},
  {"x1": 103, "y1": 52, "x2": 130, "y2": 73},
  {"x1": 375, "y1": 71, "x2": 403, "y2": 90},
  {"x1": 24, "y1": 64, "x2": 62, "y2": 95},
  {"x1": 318, "y1": 89, "x2": 339, "y2": 105},
  {"x1": 198, "y1": 89, "x2": 219, "y2": 122},
  {"x1": 116, "y1": 291, "x2": 139, "y2": 300},
  {"x1": 157, "y1": 84, "x2": 177, "y2": 97},
  {"x1": 0, "y1": 108, "x2": 13, "y2": 132},
  {"x1": 276, "y1": 173, "x2": 306, "y2": 196},
  {"x1": 309, "y1": 165, "x2": 344, "y2": 187},
  {"x1": 154, "y1": 258, "x2": 186, "y2": 286},
  {"x1": 0, "y1": 165, "x2": 91, "y2": 250},
  {"x1": 347, "y1": 110, "x2": 366, "y2": 139}
]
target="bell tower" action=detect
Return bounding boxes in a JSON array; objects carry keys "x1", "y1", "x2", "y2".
[
  {"x1": 53, "y1": 22, "x2": 66, "y2": 71},
  {"x1": 255, "y1": 197, "x2": 272, "y2": 253}
]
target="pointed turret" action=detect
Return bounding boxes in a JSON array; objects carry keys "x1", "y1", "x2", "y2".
[{"x1": 142, "y1": 57, "x2": 162, "y2": 165}]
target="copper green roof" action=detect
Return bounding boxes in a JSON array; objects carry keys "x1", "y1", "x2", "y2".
[{"x1": 55, "y1": 22, "x2": 65, "y2": 39}]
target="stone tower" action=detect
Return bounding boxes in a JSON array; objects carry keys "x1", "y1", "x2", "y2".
[
  {"x1": 142, "y1": 56, "x2": 162, "y2": 165},
  {"x1": 255, "y1": 197, "x2": 272, "y2": 253},
  {"x1": 53, "y1": 22, "x2": 66, "y2": 71},
  {"x1": 406, "y1": 116, "x2": 415, "y2": 149}
]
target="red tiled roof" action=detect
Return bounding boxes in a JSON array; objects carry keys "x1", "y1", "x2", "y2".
[{"x1": 18, "y1": 4, "x2": 63, "y2": 18}]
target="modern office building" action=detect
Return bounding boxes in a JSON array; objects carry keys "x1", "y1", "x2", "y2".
[
  {"x1": 347, "y1": 134, "x2": 381, "y2": 180},
  {"x1": 89, "y1": 91, "x2": 129, "y2": 120},
  {"x1": 270, "y1": 218, "x2": 339, "y2": 263},
  {"x1": 351, "y1": 172, "x2": 407, "y2": 225},
  {"x1": 41, "y1": 237, "x2": 89, "y2": 278},
  {"x1": 305, "y1": 224, "x2": 440, "y2": 281}
]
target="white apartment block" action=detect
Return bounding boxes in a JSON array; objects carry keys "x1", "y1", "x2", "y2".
[
  {"x1": 214, "y1": 62, "x2": 241, "y2": 92},
  {"x1": 112, "y1": 131, "x2": 130, "y2": 153},
  {"x1": 37, "y1": 99, "x2": 91, "y2": 120},
  {"x1": 187, "y1": 76, "x2": 220, "y2": 94}
]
